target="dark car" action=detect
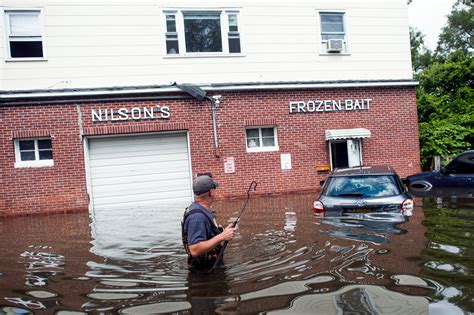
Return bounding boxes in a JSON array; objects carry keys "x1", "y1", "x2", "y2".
[
  {"x1": 405, "y1": 150, "x2": 474, "y2": 197},
  {"x1": 313, "y1": 165, "x2": 414, "y2": 220}
]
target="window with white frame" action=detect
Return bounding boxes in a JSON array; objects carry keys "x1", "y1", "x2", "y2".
[
  {"x1": 163, "y1": 9, "x2": 241, "y2": 56},
  {"x1": 246, "y1": 127, "x2": 279, "y2": 152},
  {"x1": 14, "y1": 138, "x2": 53, "y2": 168},
  {"x1": 319, "y1": 12, "x2": 347, "y2": 54},
  {"x1": 4, "y1": 9, "x2": 45, "y2": 59}
]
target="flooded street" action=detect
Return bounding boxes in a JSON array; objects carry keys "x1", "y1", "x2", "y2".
[{"x1": 0, "y1": 193, "x2": 472, "y2": 314}]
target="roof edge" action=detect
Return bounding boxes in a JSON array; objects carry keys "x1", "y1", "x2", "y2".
[{"x1": 1, "y1": 80, "x2": 418, "y2": 101}]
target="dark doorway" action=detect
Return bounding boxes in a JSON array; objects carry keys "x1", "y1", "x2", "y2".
[{"x1": 331, "y1": 141, "x2": 348, "y2": 168}]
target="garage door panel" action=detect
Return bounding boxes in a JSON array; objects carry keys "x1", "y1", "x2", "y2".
[
  {"x1": 92, "y1": 171, "x2": 190, "y2": 186},
  {"x1": 88, "y1": 133, "x2": 192, "y2": 210},
  {"x1": 90, "y1": 135, "x2": 185, "y2": 149},
  {"x1": 93, "y1": 190, "x2": 192, "y2": 208},
  {"x1": 89, "y1": 139, "x2": 187, "y2": 154},
  {"x1": 89, "y1": 152, "x2": 189, "y2": 167},
  {"x1": 90, "y1": 146, "x2": 188, "y2": 160},
  {"x1": 92, "y1": 178, "x2": 190, "y2": 197},
  {"x1": 90, "y1": 160, "x2": 190, "y2": 178}
]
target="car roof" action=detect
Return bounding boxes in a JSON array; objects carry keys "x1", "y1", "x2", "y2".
[{"x1": 330, "y1": 165, "x2": 396, "y2": 177}]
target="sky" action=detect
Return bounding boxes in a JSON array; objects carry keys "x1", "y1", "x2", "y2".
[{"x1": 407, "y1": 0, "x2": 457, "y2": 50}]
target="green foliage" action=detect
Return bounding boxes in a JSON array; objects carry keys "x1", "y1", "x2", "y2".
[
  {"x1": 410, "y1": 27, "x2": 433, "y2": 72},
  {"x1": 411, "y1": 0, "x2": 474, "y2": 170},
  {"x1": 436, "y1": 0, "x2": 473, "y2": 58},
  {"x1": 416, "y1": 51, "x2": 473, "y2": 169}
]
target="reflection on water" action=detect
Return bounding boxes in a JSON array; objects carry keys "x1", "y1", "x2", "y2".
[{"x1": 0, "y1": 193, "x2": 472, "y2": 314}]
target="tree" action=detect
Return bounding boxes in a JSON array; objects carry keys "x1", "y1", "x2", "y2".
[
  {"x1": 436, "y1": 0, "x2": 473, "y2": 58},
  {"x1": 410, "y1": 27, "x2": 433, "y2": 73},
  {"x1": 411, "y1": 0, "x2": 473, "y2": 170},
  {"x1": 416, "y1": 51, "x2": 473, "y2": 169}
]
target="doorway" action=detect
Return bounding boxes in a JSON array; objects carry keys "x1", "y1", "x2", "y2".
[{"x1": 329, "y1": 139, "x2": 362, "y2": 169}]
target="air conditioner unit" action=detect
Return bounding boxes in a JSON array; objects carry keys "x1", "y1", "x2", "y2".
[{"x1": 326, "y1": 39, "x2": 344, "y2": 52}]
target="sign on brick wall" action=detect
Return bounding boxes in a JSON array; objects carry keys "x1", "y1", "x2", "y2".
[{"x1": 289, "y1": 98, "x2": 372, "y2": 114}]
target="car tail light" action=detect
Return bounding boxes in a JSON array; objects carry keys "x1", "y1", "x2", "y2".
[
  {"x1": 402, "y1": 199, "x2": 414, "y2": 216},
  {"x1": 313, "y1": 201, "x2": 325, "y2": 217}
]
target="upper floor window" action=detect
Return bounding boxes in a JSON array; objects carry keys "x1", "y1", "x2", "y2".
[
  {"x1": 4, "y1": 9, "x2": 46, "y2": 60},
  {"x1": 319, "y1": 12, "x2": 348, "y2": 54},
  {"x1": 164, "y1": 9, "x2": 241, "y2": 56},
  {"x1": 246, "y1": 127, "x2": 279, "y2": 153},
  {"x1": 14, "y1": 138, "x2": 53, "y2": 168}
]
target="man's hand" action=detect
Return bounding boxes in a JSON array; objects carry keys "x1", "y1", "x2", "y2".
[
  {"x1": 219, "y1": 224, "x2": 235, "y2": 242},
  {"x1": 188, "y1": 224, "x2": 235, "y2": 257}
]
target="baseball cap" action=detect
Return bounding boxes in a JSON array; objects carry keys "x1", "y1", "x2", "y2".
[{"x1": 193, "y1": 175, "x2": 219, "y2": 195}]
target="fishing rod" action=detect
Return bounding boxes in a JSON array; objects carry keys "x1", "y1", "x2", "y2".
[{"x1": 209, "y1": 180, "x2": 257, "y2": 272}]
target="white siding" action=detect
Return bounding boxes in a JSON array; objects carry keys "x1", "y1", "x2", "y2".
[{"x1": 1, "y1": 0, "x2": 413, "y2": 90}]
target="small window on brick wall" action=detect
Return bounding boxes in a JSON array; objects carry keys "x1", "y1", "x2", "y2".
[
  {"x1": 245, "y1": 126, "x2": 279, "y2": 153},
  {"x1": 14, "y1": 138, "x2": 54, "y2": 168}
]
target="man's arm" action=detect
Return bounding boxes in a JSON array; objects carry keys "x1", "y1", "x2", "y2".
[{"x1": 188, "y1": 224, "x2": 235, "y2": 257}]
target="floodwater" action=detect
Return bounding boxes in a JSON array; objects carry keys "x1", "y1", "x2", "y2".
[{"x1": 0, "y1": 193, "x2": 472, "y2": 314}]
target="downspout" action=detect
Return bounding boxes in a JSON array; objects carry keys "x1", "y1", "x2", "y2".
[{"x1": 208, "y1": 95, "x2": 222, "y2": 157}]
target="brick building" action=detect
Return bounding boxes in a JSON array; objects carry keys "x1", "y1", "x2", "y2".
[{"x1": 0, "y1": 0, "x2": 420, "y2": 216}]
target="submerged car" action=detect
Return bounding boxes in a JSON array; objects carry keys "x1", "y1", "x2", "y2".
[
  {"x1": 405, "y1": 150, "x2": 474, "y2": 196},
  {"x1": 313, "y1": 165, "x2": 414, "y2": 220}
]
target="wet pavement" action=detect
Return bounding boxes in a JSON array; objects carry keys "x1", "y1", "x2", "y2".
[{"x1": 0, "y1": 192, "x2": 472, "y2": 314}]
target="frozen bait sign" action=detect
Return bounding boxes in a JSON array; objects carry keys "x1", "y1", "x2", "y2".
[
  {"x1": 92, "y1": 105, "x2": 170, "y2": 122},
  {"x1": 289, "y1": 98, "x2": 372, "y2": 114}
]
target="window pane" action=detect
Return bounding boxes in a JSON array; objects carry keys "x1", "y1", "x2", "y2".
[
  {"x1": 166, "y1": 15, "x2": 177, "y2": 32},
  {"x1": 20, "y1": 151, "x2": 35, "y2": 161},
  {"x1": 10, "y1": 41, "x2": 43, "y2": 58},
  {"x1": 261, "y1": 128, "x2": 274, "y2": 137},
  {"x1": 39, "y1": 150, "x2": 53, "y2": 160},
  {"x1": 9, "y1": 13, "x2": 41, "y2": 36},
  {"x1": 246, "y1": 129, "x2": 259, "y2": 138},
  {"x1": 247, "y1": 138, "x2": 260, "y2": 148},
  {"x1": 321, "y1": 14, "x2": 344, "y2": 33},
  {"x1": 228, "y1": 14, "x2": 238, "y2": 32},
  {"x1": 166, "y1": 39, "x2": 179, "y2": 54},
  {"x1": 184, "y1": 13, "x2": 222, "y2": 52},
  {"x1": 19, "y1": 140, "x2": 35, "y2": 151},
  {"x1": 38, "y1": 139, "x2": 52, "y2": 150},
  {"x1": 262, "y1": 137, "x2": 275, "y2": 147},
  {"x1": 229, "y1": 37, "x2": 241, "y2": 53}
]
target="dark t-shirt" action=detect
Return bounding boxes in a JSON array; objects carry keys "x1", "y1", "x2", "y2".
[
  {"x1": 182, "y1": 202, "x2": 223, "y2": 270},
  {"x1": 184, "y1": 201, "x2": 220, "y2": 245}
]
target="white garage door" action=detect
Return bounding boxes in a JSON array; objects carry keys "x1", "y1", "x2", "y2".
[{"x1": 87, "y1": 133, "x2": 193, "y2": 210}]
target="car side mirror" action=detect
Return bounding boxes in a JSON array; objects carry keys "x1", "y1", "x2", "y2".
[
  {"x1": 401, "y1": 178, "x2": 408, "y2": 185},
  {"x1": 440, "y1": 167, "x2": 447, "y2": 175},
  {"x1": 320, "y1": 180, "x2": 325, "y2": 187}
]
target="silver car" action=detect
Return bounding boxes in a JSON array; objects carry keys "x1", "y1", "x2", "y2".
[{"x1": 313, "y1": 165, "x2": 414, "y2": 221}]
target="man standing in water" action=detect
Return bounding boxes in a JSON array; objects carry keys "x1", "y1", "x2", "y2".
[{"x1": 182, "y1": 175, "x2": 235, "y2": 271}]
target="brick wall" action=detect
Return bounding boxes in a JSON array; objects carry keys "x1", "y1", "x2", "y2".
[{"x1": 0, "y1": 86, "x2": 420, "y2": 216}]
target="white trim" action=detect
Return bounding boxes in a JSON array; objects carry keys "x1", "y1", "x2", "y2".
[
  {"x1": 14, "y1": 137, "x2": 53, "y2": 168},
  {"x1": 83, "y1": 137, "x2": 94, "y2": 211},
  {"x1": 162, "y1": 8, "x2": 242, "y2": 57},
  {"x1": 245, "y1": 126, "x2": 279, "y2": 153},
  {"x1": 15, "y1": 160, "x2": 53, "y2": 168},
  {"x1": 246, "y1": 145, "x2": 280, "y2": 153},
  {"x1": 318, "y1": 10, "x2": 349, "y2": 55},
  {"x1": 3, "y1": 7, "x2": 47, "y2": 62},
  {"x1": 0, "y1": 81, "x2": 418, "y2": 100},
  {"x1": 186, "y1": 131, "x2": 194, "y2": 200}
]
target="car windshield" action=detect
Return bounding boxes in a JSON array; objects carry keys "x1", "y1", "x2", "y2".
[{"x1": 324, "y1": 175, "x2": 401, "y2": 197}]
